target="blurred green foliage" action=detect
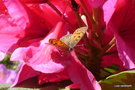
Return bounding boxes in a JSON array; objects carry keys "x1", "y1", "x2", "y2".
[
  {"x1": 99, "y1": 70, "x2": 135, "y2": 90},
  {"x1": 0, "y1": 53, "x2": 20, "y2": 71}
]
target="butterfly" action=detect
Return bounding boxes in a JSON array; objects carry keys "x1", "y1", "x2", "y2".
[{"x1": 49, "y1": 27, "x2": 88, "y2": 51}]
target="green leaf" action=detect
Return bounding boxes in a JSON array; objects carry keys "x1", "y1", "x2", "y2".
[
  {"x1": 0, "y1": 83, "x2": 11, "y2": 89},
  {"x1": 103, "y1": 68, "x2": 117, "y2": 73},
  {"x1": 0, "y1": 53, "x2": 20, "y2": 71},
  {"x1": 0, "y1": 53, "x2": 11, "y2": 65},
  {"x1": 99, "y1": 70, "x2": 135, "y2": 90},
  {"x1": 100, "y1": 64, "x2": 120, "y2": 79},
  {"x1": 104, "y1": 64, "x2": 120, "y2": 73},
  {"x1": 0, "y1": 83, "x2": 40, "y2": 90},
  {"x1": 7, "y1": 88, "x2": 39, "y2": 90}
]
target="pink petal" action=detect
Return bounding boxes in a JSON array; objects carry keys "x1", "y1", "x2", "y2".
[
  {"x1": 102, "y1": 53, "x2": 126, "y2": 71},
  {"x1": 61, "y1": 51, "x2": 101, "y2": 90},
  {"x1": 11, "y1": 44, "x2": 65, "y2": 73},
  {"x1": 77, "y1": 0, "x2": 106, "y2": 8},
  {"x1": 0, "y1": 0, "x2": 52, "y2": 53},
  {"x1": 0, "y1": 0, "x2": 28, "y2": 53},
  {"x1": 88, "y1": 0, "x2": 106, "y2": 8},
  {"x1": 0, "y1": 0, "x2": 9, "y2": 15},
  {"x1": 50, "y1": 0, "x2": 78, "y2": 28},
  {"x1": 11, "y1": 63, "x2": 40, "y2": 87},
  {"x1": 66, "y1": 83, "x2": 80, "y2": 89},
  {"x1": 108, "y1": 0, "x2": 135, "y2": 69},
  {"x1": 38, "y1": 70, "x2": 69, "y2": 85},
  {"x1": 0, "y1": 64, "x2": 16, "y2": 83},
  {"x1": 11, "y1": 22, "x2": 67, "y2": 73},
  {"x1": 103, "y1": 0, "x2": 117, "y2": 24},
  {"x1": 21, "y1": 0, "x2": 47, "y2": 3},
  {"x1": 0, "y1": 52, "x2": 6, "y2": 61}
]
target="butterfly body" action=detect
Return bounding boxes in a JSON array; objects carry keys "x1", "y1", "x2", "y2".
[
  {"x1": 49, "y1": 27, "x2": 88, "y2": 51},
  {"x1": 49, "y1": 39, "x2": 70, "y2": 51}
]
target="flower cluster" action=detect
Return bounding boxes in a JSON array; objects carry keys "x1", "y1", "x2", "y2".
[{"x1": 0, "y1": 0, "x2": 135, "y2": 90}]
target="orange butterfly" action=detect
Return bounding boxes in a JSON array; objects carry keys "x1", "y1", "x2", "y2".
[{"x1": 49, "y1": 27, "x2": 87, "y2": 51}]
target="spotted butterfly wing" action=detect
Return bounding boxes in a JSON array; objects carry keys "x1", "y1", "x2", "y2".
[
  {"x1": 69, "y1": 27, "x2": 87, "y2": 48},
  {"x1": 49, "y1": 27, "x2": 87, "y2": 51},
  {"x1": 60, "y1": 34, "x2": 73, "y2": 49}
]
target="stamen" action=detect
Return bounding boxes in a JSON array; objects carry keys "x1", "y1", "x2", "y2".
[
  {"x1": 102, "y1": 37, "x2": 116, "y2": 54},
  {"x1": 103, "y1": 51, "x2": 118, "y2": 56},
  {"x1": 81, "y1": 15, "x2": 88, "y2": 26},
  {"x1": 79, "y1": 0, "x2": 95, "y2": 25},
  {"x1": 92, "y1": 8, "x2": 105, "y2": 42},
  {"x1": 74, "y1": 47, "x2": 88, "y2": 56},
  {"x1": 106, "y1": 42, "x2": 115, "y2": 53}
]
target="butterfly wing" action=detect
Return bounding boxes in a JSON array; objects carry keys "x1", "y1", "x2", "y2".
[
  {"x1": 49, "y1": 27, "x2": 87, "y2": 51},
  {"x1": 69, "y1": 27, "x2": 87, "y2": 48},
  {"x1": 49, "y1": 39, "x2": 70, "y2": 51},
  {"x1": 60, "y1": 34, "x2": 72, "y2": 47}
]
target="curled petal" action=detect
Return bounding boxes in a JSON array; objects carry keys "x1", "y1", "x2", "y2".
[{"x1": 11, "y1": 64, "x2": 40, "y2": 87}]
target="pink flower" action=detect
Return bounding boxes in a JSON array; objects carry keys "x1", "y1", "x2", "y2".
[
  {"x1": 1, "y1": 0, "x2": 135, "y2": 90},
  {"x1": 11, "y1": 21, "x2": 101, "y2": 90},
  {"x1": 0, "y1": 64, "x2": 16, "y2": 83},
  {"x1": 0, "y1": 0, "x2": 29, "y2": 53},
  {"x1": 0, "y1": 0, "x2": 55, "y2": 54}
]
